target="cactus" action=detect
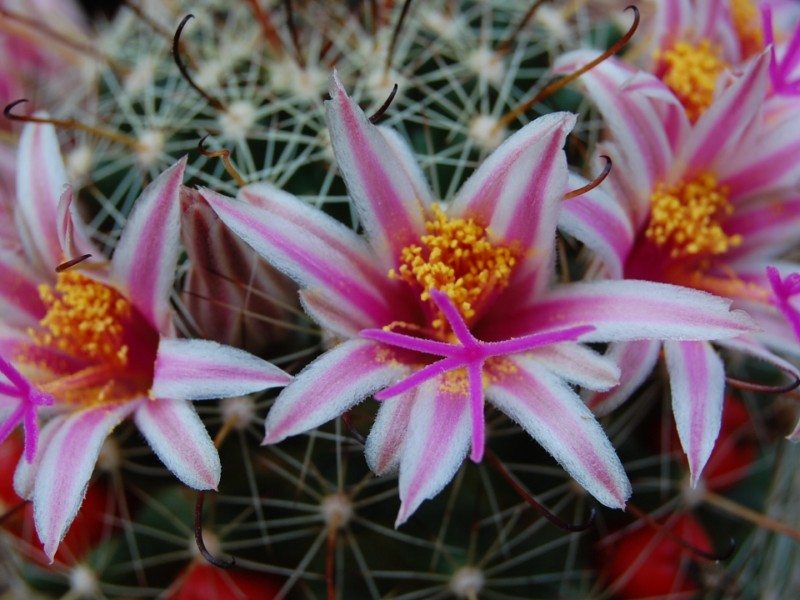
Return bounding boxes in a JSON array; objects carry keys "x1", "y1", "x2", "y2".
[{"x1": 2, "y1": 1, "x2": 800, "y2": 599}]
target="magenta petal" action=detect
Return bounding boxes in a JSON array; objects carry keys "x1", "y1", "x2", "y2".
[
  {"x1": 111, "y1": 157, "x2": 187, "y2": 333},
  {"x1": 14, "y1": 415, "x2": 66, "y2": 500},
  {"x1": 205, "y1": 187, "x2": 399, "y2": 333},
  {"x1": 134, "y1": 399, "x2": 220, "y2": 490},
  {"x1": 152, "y1": 338, "x2": 292, "y2": 401},
  {"x1": 395, "y1": 378, "x2": 472, "y2": 526},
  {"x1": 56, "y1": 186, "x2": 99, "y2": 261},
  {"x1": 15, "y1": 118, "x2": 69, "y2": 276},
  {"x1": 263, "y1": 339, "x2": 409, "y2": 445},
  {"x1": 664, "y1": 340, "x2": 725, "y2": 487},
  {"x1": 325, "y1": 71, "x2": 428, "y2": 270},
  {"x1": 365, "y1": 390, "x2": 418, "y2": 475},
  {"x1": 32, "y1": 403, "x2": 135, "y2": 562},
  {"x1": 487, "y1": 357, "x2": 631, "y2": 509}
]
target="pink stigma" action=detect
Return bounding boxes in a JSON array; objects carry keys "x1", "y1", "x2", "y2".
[
  {"x1": 0, "y1": 355, "x2": 55, "y2": 462},
  {"x1": 360, "y1": 289, "x2": 594, "y2": 463}
]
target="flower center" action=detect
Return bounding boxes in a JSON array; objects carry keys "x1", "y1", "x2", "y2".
[
  {"x1": 730, "y1": 0, "x2": 763, "y2": 58},
  {"x1": 645, "y1": 172, "x2": 741, "y2": 260},
  {"x1": 27, "y1": 272, "x2": 158, "y2": 406},
  {"x1": 389, "y1": 204, "x2": 518, "y2": 330},
  {"x1": 657, "y1": 40, "x2": 728, "y2": 122}
]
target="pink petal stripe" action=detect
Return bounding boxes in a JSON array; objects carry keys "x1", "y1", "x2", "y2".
[
  {"x1": 552, "y1": 52, "x2": 672, "y2": 199},
  {"x1": 15, "y1": 118, "x2": 68, "y2": 276},
  {"x1": 724, "y1": 197, "x2": 800, "y2": 261},
  {"x1": 451, "y1": 112, "x2": 574, "y2": 251},
  {"x1": 152, "y1": 338, "x2": 292, "y2": 401},
  {"x1": 559, "y1": 174, "x2": 635, "y2": 279},
  {"x1": 585, "y1": 340, "x2": 662, "y2": 415},
  {"x1": 134, "y1": 399, "x2": 220, "y2": 490},
  {"x1": 111, "y1": 157, "x2": 186, "y2": 334},
  {"x1": 531, "y1": 342, "x2": 621, "y2": 392},
  {"x1": 14, "y1": 415, "x2": 66, "y2": 500},
  {"x1": 365, "y1": 389, "x2": 417, "y2": 475},
  {"x1": 482, "y1": 280, "x2": 756, "y2": 343},
  {"x1": 238, "y1": 184, "x2": 389, "y2": 293},
  {"x1": 263, "y1": 339, "x2": 409, "y2": 445},
  {"x1": 0, "y1": 249, "x2": 47, "y2": 327},
  {"x1": 325, "y1": 72, "x2": 427, "y2": 269},
  {"x1": 33, "y1": 403, "x2": 135, "y2": 561},
  {"x1": 680, "y1": 51, "x2": 770, "y2": 170},
  {"x1": 395, "y1": 378, "x2": 472, "y2": 526},
  {"x1": 487, "y1": 357, "x2": 630, "y2": 509},
  {"x1": 664, "y1": 340, "x2": 725, "y2": 486},
  {"x1": 205, "y1": 189, "x2": 400, "y2": 331}
]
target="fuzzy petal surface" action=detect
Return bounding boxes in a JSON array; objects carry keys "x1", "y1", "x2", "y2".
[
  {"x1": 483, "y1": 280, "x2": 756, "y2": 343},
  {"x1": 134, "y1": 399, "x2": 220, "y2": 490},
  {"x1": 665, "y1": 340, "x2": 725, "y2": 486},
  {"x1": 15, "y1": 118, "x2": 68, "y2": 276},
  {"x1": 152, "y1": 338, "x2": 292, "y2": 400},
  {"x1": 111, "y1": 157, "x2": 186, "y2": 333},
  {"x1": 365, "y1": 389, "x2": 417, "y2": 475},
  {"x1": 326, "y1": 72, "x2": 428, "y2": 269},
  {"x1": 32, "y1": 403, "x2": 134, "y2": 562},
  {"x1": 395, "y1": 378, "x2": 471, "y2": 526},
  {"x1": 263, "y1": 339, "x2": 408, "y2": 445},
  {"x1": 529, "y1": 343, "x2": 620, "y2": 392},
  {"x1": 487, "y1": 357, "x2": 631, "y2": 509},
  {"x1": 205, "y1": 186, "x2": 401, "y2": 333}
]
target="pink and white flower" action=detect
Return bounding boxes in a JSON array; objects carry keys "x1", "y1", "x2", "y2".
[
  {"x1": 556, "y1": 49, "x2": 800, "y2": 481},
  {"x1": 0, "y1": 119, "x2": 292, "y2": 561},
  {"x1": 203, "y1": 73, "x2": 754, "y2": 525}
]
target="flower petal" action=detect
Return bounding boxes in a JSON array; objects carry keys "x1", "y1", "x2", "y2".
[
  {"x1": 15, "y1": 118, "x2": 69, "y2": 275},
  {"x1": 0, "y1": 249, "x2": 47, "y2": 328},
  {"x1": 482, "y1": 280, "x2": 756, "y2": 343},
  {"x1": 325, "y1": 71, "x2": 428, "y2": 269},
  {"x1": 32, "y1": 403, "x2": 134, "y2": 562},
  {"x1": 205, "y1": 186, "x2": 403, "y2": 333},
  {"x1": 528, "y1": 342, "x2": 620, "y2": 392},
  {"x1": 365, "y1": 389, "x2": 418, "y2": 475},
  {"x1": 487, "y1": 357, "x2": 631, "y2": 509},
  {"x1": 111, "y1": 157, "x2": 187, "y2": 333},
  {"x1": 13, "y1": 415, "x2": 66, "y2": 500},
  {"x1": 134, "y1": 399, "x2": 220, "y2": 490},
  {"x1": 680, "y1": 51, "x2": 770, "y2": 171},
  {"x1": 664, "y1": 340, "x2": 725, "y2": 486},
  {"x1": 559, "y1": 171, "x2": 635, "y2": 279},
  {"x1": 585, "y1": 340, "x2": 662, "y2": 416},
  {"x1": 450, "y1": 112, "x2": 574, "y2": 294},
  {"x1": 56, "y1": 186, "x2": 99, "y2": 261},
  {"x1": 152, "y1": 338, "x2": 292, "y2": 400},
  {"x1": 395, "y1": 378, "x2": 471, "y2": 526},
  {"x1": 263, "y1": 339, "x2": 408, "y2": 444}
]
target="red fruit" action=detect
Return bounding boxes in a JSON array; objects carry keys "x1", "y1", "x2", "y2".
[
  {"x1": 0, "y1": 433, "x2": 116, "y2": 565},
  {"x1": 167, "y1": 562, "x2": 283, "y2": 600},
  {"x1": 597, "y1": 514, "x2": 713, "y2": 599}
]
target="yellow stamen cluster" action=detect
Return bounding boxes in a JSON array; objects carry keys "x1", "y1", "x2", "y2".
[
  {"x1": 657, "y1": 40, "x2": 728, "y2": 122},
  {"x1": 645, "y1": 173, "x2": 741, "y2": 259},
  {"x1": 730, "y1": 0, "x2": 763, "y2": 58},
  {"x1": 389, "y1": 204, "x2": 517, "y2": 329},
  {"x1": 33, "y1": 272, "x2": 132, "y2": 367}
]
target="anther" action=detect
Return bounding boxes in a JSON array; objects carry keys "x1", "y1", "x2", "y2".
[
  {"x1": 369, "y1": 83, "x2": 399, "y2": 124},
  {"x1": 172, "y1": 15, "x2": 226, "y2": 111},
  {"x1": 486, "y1": 450, "x2": 596, "y2": 532},
  {"x1": 194, "y1": 491, "x2": 235, "y2": 569},
  {"x1": 198, "y1": 135, "x2": 246, "y2": 186},
  {"x1": 564, "y1": 156, "x2": 613, "y2": 200},
  {"x1": 496, "y1": 5, "x2": 639, "y2": 131}
]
